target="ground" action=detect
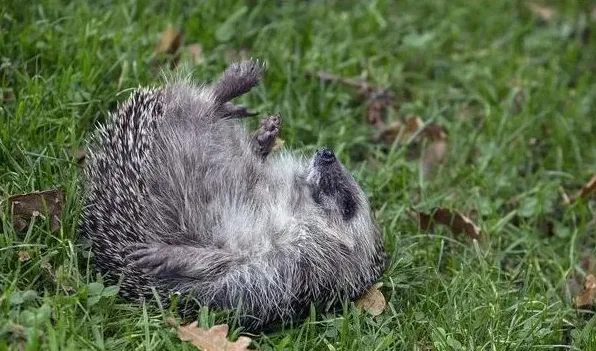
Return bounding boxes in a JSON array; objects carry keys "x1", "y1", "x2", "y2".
[{"x1": 1, "y1": 0, "x2": 596, "y2": 350}]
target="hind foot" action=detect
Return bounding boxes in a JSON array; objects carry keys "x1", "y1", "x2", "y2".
[
  {"x1": 213, "y1": 60, "x2": 264, "y2": 104},
  {"x1": 252, "y1": 113, "x2": 282, "y2": 159}
]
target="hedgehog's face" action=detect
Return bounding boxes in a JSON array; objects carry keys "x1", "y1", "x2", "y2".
[{"x1": 305, "y1": 149, "x2": 372, "y2": 226}]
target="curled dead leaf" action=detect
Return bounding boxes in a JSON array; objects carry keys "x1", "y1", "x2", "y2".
[
  {"x1": 355, "y1": 283, "x2": 386, "y2": 317},
  {"x1": 153, "y1": 25, "x2": 184, "y2": 70},
  {"x1": 405, "y1": 115, "x2": 424, "y2": 135},
  {"x1": 409, "y1": 207, "x2": 482, "y2": 241},
  {"x1": 155, "y1": 25, "x2": 183, "y2": 55},
  {"x1": 177, "y1": 322, "x2": 251, "y2": 351},
  {"x1": 306, "y1": 71, "x2": 395, "y2": 128},
  {"x1": 575, "y1": 274, "x2": 596, "y2": 308},
  {"x1": 8, "y1": 189, "x2": 65, "y2": 232},
  {"x1": 376, "y1": 115, "x2": 424, "y2": 145}
]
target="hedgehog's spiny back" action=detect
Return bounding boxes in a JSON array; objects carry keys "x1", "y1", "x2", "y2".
[{"x1": 80, "y1": 88, "x2": 163, "y2": 282}]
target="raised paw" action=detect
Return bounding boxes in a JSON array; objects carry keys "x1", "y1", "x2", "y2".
[
  {"x1": 252, "y1": 114, "x2": 282, "y2": 159},
  {"x1": 213, "y1": 60, "x2": 264, "y2": 104}
]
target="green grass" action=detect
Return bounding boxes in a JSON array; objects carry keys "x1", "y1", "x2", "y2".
[{"x1": 2, "y1": 0, "x2": 596, "y2": 349}]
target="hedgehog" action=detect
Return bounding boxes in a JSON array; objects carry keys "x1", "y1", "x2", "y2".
[{"x1": 79, "y1": 60, "x2": 386, "y2": 331}]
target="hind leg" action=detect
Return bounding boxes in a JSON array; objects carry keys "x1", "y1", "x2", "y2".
[
  {"x1": 213, "y1": 60, "x2": 263, "y2": 104},
  {"x1": 252, "y1": 114, "x2": 282, "y2": 159},
  {"x1": 215, "y1": 60, "x2": 264, "y2": 118},
  {"x1": 127, "y1": 243, "x2": 234, "y2": 278}
]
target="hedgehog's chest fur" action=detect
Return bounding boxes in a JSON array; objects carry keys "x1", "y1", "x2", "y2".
[{"x1": 145, "y1": 121, "x2": 312, "y2": 255}]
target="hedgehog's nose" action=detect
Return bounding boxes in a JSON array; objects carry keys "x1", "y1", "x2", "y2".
[{"x1": 316, "y1": 148, "x2": 336, "y2": 164}]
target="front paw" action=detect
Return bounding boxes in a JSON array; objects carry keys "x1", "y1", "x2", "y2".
[
  {"x1": 126, "y1": 243, "x2": 172, "y2": 276},
  {"x1": 253, "y1": 114, "x2": 282, "y2": 158}
]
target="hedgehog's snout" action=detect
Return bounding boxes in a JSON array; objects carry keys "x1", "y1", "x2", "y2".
[{"x1": 315, "y1": 148, "x2": 336, "y2": 166}]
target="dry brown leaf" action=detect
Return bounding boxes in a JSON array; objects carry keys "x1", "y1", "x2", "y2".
[
  {"x1": 575, "y1": 274, "x2": 596, "y2": 308},
  {"x1": 355, "y1": 283, "x2": 386, "y2": 317},
  {"x1": 527, "y1": 3, "x2": 556, "y2": 23},
  {"x1": 186, "y1": 43, "x2": 205, "y2": 66},
  {"x1": 153, "y1": 25, "x2": 184, "y2": 70},
  {"x1": 376, "y1": 115, "x2": 425, "y2": 145},
  {"x1": 566, "y1": 174, "x2": 596, "y2": 204},
  {"x1": 409, "y1": 207, "x2": 482, "y2": 241},
  {"x1": 177, "y1": 322, "x2": 251, "y2": 351},
  {"x1": 18, "y1": 251, "x2": 31, "y2": 262},
  {"x1": 306, "y1": 71, "x2": 395, "y2": 128},
  {"x1": 8, "y1": 189, "x2": 65, "y2": 232},
  {"x1": 155, "y1": 25, "x2": 183, "y2": 55},
  {"x1": 405, "y1": 115, "x2": 423, "y2": 134}
]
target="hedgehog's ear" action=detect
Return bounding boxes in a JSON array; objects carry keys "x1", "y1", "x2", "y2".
[{"x1": 213, "y1": 60, "x2": 264, "y2": 104}]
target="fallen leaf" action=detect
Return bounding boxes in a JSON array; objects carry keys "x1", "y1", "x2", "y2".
[
  {"x1": 8, "y1": 189, "x2": 65, "y2": 232},
  {"x1": 565, "y1": 174, "x2": 596, "y2": 204},
  {"x1": 177, "y1": 322, "x2": 251, "y2": 351},
  {"x1": 527, "y1": 3, "x2": 556, "y2": 23},
  {"x1": 18, "y1": 251, "x2": 31, "y2": 262},
  {"x1": 409, "y1": 207, "x2": 482, "y2": 241},
  {"x1": 575, "y1": 274, "x2": 596, "y2": 308},
  {"x1": 153, "y1": 25, "x2": 184, "y2": 70},
  {"x1": 306, "y1": 71, "x2": 395, "y2": 128},
  {"x1": 375, "y1": 115, "x2": 423, "y2": 145},
  {"x1": 355, "y1": 283, "x2": 386, "y2": 317},
  {"x1": 405, "y1": 115, "x2": 424, "y2": 134},
  {"x1": 155, "y1": 24, "x2": 183, "y2": 55}
]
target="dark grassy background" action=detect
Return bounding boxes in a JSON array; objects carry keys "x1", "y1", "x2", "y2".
[{"x1": 1, "y1": 0, "x2": 596, "y2": 349}]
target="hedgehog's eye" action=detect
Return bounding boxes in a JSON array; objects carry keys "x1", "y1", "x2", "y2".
[
  {"x1": 309, "y1": 180, "x2": 358, "y2": 221},
  {"x1": 338, "y1": 190, "x2": 358, "y2": 220},
  {"x1": 309, "y1": 186, "x2": 322, "y2": 204}
]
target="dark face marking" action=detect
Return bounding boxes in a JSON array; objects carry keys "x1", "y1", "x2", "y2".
[{"x1": 310, "y1": 149, "x2": 359, "y2": 220}]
